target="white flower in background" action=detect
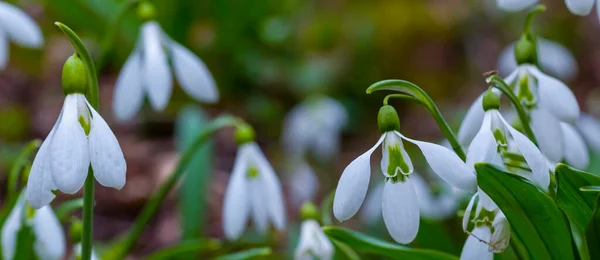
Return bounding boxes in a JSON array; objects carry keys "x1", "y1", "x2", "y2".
[
  {"x1": 496, "y1": 0, "x2": 538, "y2": 12},
  {"x1": 497, "y1": 38, "x2": 578, "y2": 82},
  {"x1": 222, "y1": 140, "x2": 286, "y2": 240},
  {"x1": 286, "y1": 158, "x2": 319, "y2": 206},
  {"x1": 466, "y1": 91, "x2": 550, "y2": 190},
  {"x1": 496, "y1": 0, "x2": 600, "y2": 22},
  {"x1": 559, "y1": 122, "x2": 589, "y2": 169},
  {"x1": 71, "y1": 243, "x2": 100, "y2": 260},
  {"x1": 577, "y1": 113, "x2": 600, "y2": 153},
  {"x1": 1, "y1": 195, "x2": 65, "y2": 260},
  {"x1": 333, "y1": 105, "x2": 475, "y2": 244},
  {"x1": 282, "y1": 96, "x2": 347, "y2": 159},
  {"x1": 113, "y1": 4, "x2": 218, "y2": 121},
  {"x1": 0, "y1": 1, "x2": 43, "y2": 70},
  {"x1": 26, "y1": 93, "x2": 127, "y2": 208},
  {"x1": 295, "y1": 220, "x2": 334, "y2": 260}
]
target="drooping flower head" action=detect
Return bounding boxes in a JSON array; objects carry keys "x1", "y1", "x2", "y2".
[
  {"x1": 0, "y1": 1, "x2": 43, "y2": 70},
  {"x1": 222, "y1": 124, "x2": 286, "y2": 240},
  {"x1": 295, "y1": 202, "x2": 334, "y2": 260},
  {"x1": 26, "y1": 54, "x2": 127, "y2": 209},
  {"x1": 112, "y1": 1, "x2": 219, "y2": 121},
  {"x1": 333, "y1": 105, "x2": 475, "y2": 244}
]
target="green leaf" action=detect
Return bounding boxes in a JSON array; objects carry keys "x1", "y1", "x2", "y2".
[
  {"x1": 14, "y1": 224, "x2": 38, "y2": 260},
  {"x1": 54, "y1": 198, "x2": 85, "y2": 221},
  {"x1": 175, "y1": 106, "x2": 214, "y2": 239},
  {"x1": 213, "y1": 247, "x2": 272, "y2": 260},
  {"x1": 332, "y1": 240, "x2": 360, "y2": 260},
  {"x1": 144, "y1": 239, "x2": 221, "y2": 260},
  {"x1": 475, "y1": 163, "x2": 574, "y2": 260},
  {"x1": 323, "y1": 226, "x2": 458, "y2": 260},
  {"x1": 586, "y1": 196, "x2": 600, "y2": 259},
  {"x1": 580, "y1": 186, "x2": 600, "y2": 193}
]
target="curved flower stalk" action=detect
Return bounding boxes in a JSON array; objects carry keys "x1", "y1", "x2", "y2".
[
  {"x1": 222, "y1": 124, "x2": 286, "y2": 240},
  {"x1": 295, "y1": 202, "x2": 333, "y2": 260},
  {"x1": 112, "y1": 1, "x2": 218, "y2": 121},
  {"x1": 0, "y1": 1, "x2": 43, "y2": 70},
  {"x1": 26, "y1": 54, "x2": 127, "y2": 209},
  {"x1": 1, "y1": 195, "x2": 65, "y2": 260},
  {"x1": 333, "y1": 105, "x2": 475, "y2": 244}
]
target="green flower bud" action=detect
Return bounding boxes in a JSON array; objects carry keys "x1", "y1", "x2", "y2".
[
  {"x1": 377, "y1": 105, "x2": 400, "y2": 133},
  {"x1": 482, "y1": 90, "x2": 500, "y2": 111},
  {"x1": 62, "y1": 54, "x2": 88, "y2": 95},
  {"x1": 69, "y1": 219, "x2": 84, "y2": 243},
  {"x1": 299, "y1": 201, "x2": 320, "y2": 221},
  {"x1": 235, "y1": 123, "x2": 256, "y2": 145},
  {"x1": 137, "y1": 1, "x2": 156, "y2": 22},
  {"x1": 514, "y1": 35, "x2": 537, "y2": 65}
]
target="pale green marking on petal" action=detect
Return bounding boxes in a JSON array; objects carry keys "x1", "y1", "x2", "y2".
[
  {"x1": 246, "y1": 165, "x2": 259, "y2": 179},
  {"x1": 386, "y1": 143, "x2": 410, "y2": 178},
  {"x1": 78, "y1": 115, "x2": 91, "y2": 136},
  {"x1": 493, "y1": 129, "x2": 508, "y2": 153}
]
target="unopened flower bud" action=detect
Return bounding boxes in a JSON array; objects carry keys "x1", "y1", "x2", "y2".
[
  {"x1": 137, "y1": 1, "x2": 156, "y2": 22},
  {"x1": 235, "y1": 123, "x2": 255, "y2": 145},
  {"x1": 377, "y1": 105, "x2": 400, "y2": 133},
  {"x1": 62, "y1": 54, "x2": 88, "y2": 95},
  {"x1": 482, "y1": 90, "x2": 500, "y2": 111}
]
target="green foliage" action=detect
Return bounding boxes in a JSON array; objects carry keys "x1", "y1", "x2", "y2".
[
  {"x1": 475, "y1": 163, "x2": 574, "y2": 260},
  {"x1": 586, "y1": 197, "x2": 600, "y2": 259},
  {"x1": 14, "y1": 224, "x2": 38, "y2": 260},
  {"x1": 144, "y1": 239, "x2": 221, "y2": 260},
  {"x1": 213, "y1": 247, "x2": 272, "y2": 260},
  {"x1": 323, "y1": 226, "x2": 459, "y2": 260}
]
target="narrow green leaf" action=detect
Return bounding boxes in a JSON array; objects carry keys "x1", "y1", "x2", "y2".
[
  {"x1": 556, "y1": 164, "x2": 600, "y2": 232},
  {"x1": 175, "y1": 106, "x2": 213, "y2": 239},
  {"x1": 323, "y1": 226, "x2": 458, "y2": 260},
  {"x1": 14, "y1": 224, "x2": 38, "y2": 260},
  {"x1": 320, "y1": 191, "x2": 335, "y2": 226},
  {"x1": 144, "y1": 239, "x2": 221, "y2": 260},
  {"x1": 7, "y1": 139, "x2": 40, "y2": 200},
  {"x1": 332, "y1": 240, "x2": 360, "y2": 260},
  {"x1": 586, "y1": 196, "x2": 600, "y2": 259},
  {"x1": 580, "y1": 186, "x2": 600, "y2": 193},
  {"x1": 214, "y1": 247, "x2": 272, "y2": 260},
  {"x1": 476, "y1": 163, "x2": 574, "y2": 260},
  {"x1": 54, "y1": 198, "x2": 85, "y2": 221}
]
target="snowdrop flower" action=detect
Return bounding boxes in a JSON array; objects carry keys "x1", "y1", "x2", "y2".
[
  {"x1": 497, "y1": 0, "x2": 600, "y2": 22},
  {"x1": 333, "y1": 105, "x2": 475, "y2": 244},
  {"x1": 560, "y1": 122, "x2": 589, "y2": 169},
  {"x1": 222, "y1": 124, "x2": 286, "y2": 240},
  {"x1": 295, "y1": 202, "x2": 333, "y2": 260},
  {"x1": 577, "y1": 113, "x2": 600, "y2": 152},
  {"x1": 1, "y1": 194, "x2": 65, "y2": 260},
  {"x1": 112, "y1": 1, "x2": 218, "y2": 121},
  {"x1": 0, "y1": 1, "x2": 43, "y2": 70},
  {"x1": 71, "y1": 243, "x2": 100, "y2": 260},
  {"x1": 466, "y1": 91, "x2": 550, "y2": 190},
  {"x1": 496, "y1": 0, "x2": 538, "y2": 12},
  {"x1": 26, "y1": 54, "x2": 127, "y2": 209},
  {"x1": 286, "y1": 158, "x2": 319, "y2": 206}
]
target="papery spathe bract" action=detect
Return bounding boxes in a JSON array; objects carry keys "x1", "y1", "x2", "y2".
[
  {"x1": 294, "y1": 220, "x2": 334, "y2": 260},
  {"x1": 1, "y1": 195, "x2": 65, "y2": 260},
  {"x1": 0, "y1": 1, "x2": 43, "y2": 70},
  {"x1": 26, "y1": 93, "x2": 126, "y2": 209},
  {"x1": 222, "y1": 142, "x2": 286, "y2": 240},
  {"x1": 113, "y1": 21, "x2": 219, "y2": 121}
]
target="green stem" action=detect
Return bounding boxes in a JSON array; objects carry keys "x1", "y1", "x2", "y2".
[
  {"x1": 367, "y1": 80, "x2": 467, "y2": 161},
  {"x1": 115, "y1": 115, "x2": 239, "y2": 259},
  {"x1": 383, "y1": 94, "x2": 422, "y2": 105},
  {"x1": 55, "y1": 22, "x2": 100, "y2": 260},
  {"x1": 7, "y1": 139, "x2": 41, "y2": 201},
  {"x1": 95, "y1": 0, "x2": 141, "y2": 72},
  {"x1": 55, "y1": 198, "x2": 85, "y2": 221},
  {"x1": 486, "y1": 75, "x2": 538, "y2": 145},
  {"x1": 524, "y1": 5, "x2": 546, "y2": 37}
]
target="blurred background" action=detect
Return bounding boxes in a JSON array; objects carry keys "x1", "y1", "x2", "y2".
[{"x1": 2, "y1": 0, "x2": 600, "y2": 258}]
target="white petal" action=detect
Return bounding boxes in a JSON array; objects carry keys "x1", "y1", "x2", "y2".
[
  {"x1": 561, "y1": 123, "x2": 589, "y2": 170},
  {"x1": 333, "y1": 135, "x2": 384, "y2": 221},
  {"x1": 249, "y1": 178, "x2": 269, "y2": 234},
  {"x1": 490, "y1": 212, "x2": 510, "y2": 252},
  {"x1": 577, "y1": 113, "x2": 600, "y2": 151},
  {"x1": 72, "y1": 243, "x2": 100, "y2": 260},
  {"x1": 1, "y1": 196, "x2": 25, "y2": 260},
  {"x1": 287, "y1": 159, "x2": 318, "y2": 206},
  {"x1": 282, "y1": 103, "x2": 312, "y2": 156},
  {"x1": 0, "y1": 32, "x2": 7, "y2": 70},
  {"x1": 399, "y1": 132, "x2": 477, "y2": 191},
  {"x1": 247, "y1": 143, "x2": 286, "y2": 230},
  {"x1": 565, "y1": 0, "x2": 595, "y2": 15},
  {"x1": 141, "y1": 22, "x2": 172, "y2": 111},
  {"x1": 381, "y1": 132, "x2": 413, "y2": 177},
  {"x1": 27, "y1": 110, "x2": 62, "y2": 209},
  {"x1": 537, "y1": 39, "x2": 578, "y2": 82},
  {"x1": 477, "y1": 188, "x2": 498, "y2": 212},
  {"x1": 87, "y1": 101, "x2": 127, "y2": 189},
  {"x1": 49, "y1": 94, "x2": 90, "y2": 194},
  {"x1": 168, "y1": 40, "x2": 219, "y2": 103},
  {"x1": 499, "y1": 112, "x2": 551, "y2": 190},
  {"x1": 295, "y1": 220, "x2": 333, "y2": 260},
  {"x1": 463, "y1": 193, "x2": 478, "y2": 232},
  {"x1": 112, "y1": 51, "x2": 144, "y2": 122},
  {"x1": 33, "y1": 206, "x2": 65, "y2": 260},
  {"x1": 360, "y1": 181, "x2": 384, "y2": 223},
  {"x1": 458, "y1": 94, "x2": 485, "y2": 147},
  {"x1": 467, "y1": 112, "x2": 500, "y2": 168},
  {"x1": 0, "y1": 2, "x2": 43, "y2": 48},
  {"x1": 530, "y1": 108, "x2": 563, "y2": 163},
  {"x1": 412, "y1": 173, "x2": 458, "y2": 220},
  {"x1": 222, "y1": 146, "x2": 251, "y2": 240},
  {"x1": 496, "y1": 0, "x2": 539, "y2": 12},
  {"x1": 529, "y1": 66, "x2": 579, "y2": 123},
  {"x1": 382, "y1": 179, "x2": 419, "y2": 244},
  {"x1": 497, "y1": 43, "x2": 517, "y2": 78},
  {"x1": 460, "y1": 226, "x2": 493, "y2": 260}
]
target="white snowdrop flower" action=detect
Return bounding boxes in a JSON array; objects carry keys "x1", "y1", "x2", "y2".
[
  {"x1": 333, "y1": 105, "x2": 475, "y2": 244},
  {"x1": 71, "y1": 243, "x2": 100, "y2": 260},
  {"x1": 460, "y1": 225, "x2": 493, "y2": 260},
  {"x1": 496, "y1": 0, "x2": 538, "y2": 12},
  {"x1": 113, "y1": 2, "x2": 218, "y2": 121},
  {"x1": 564, "y1": 0, "x2": 597, "y2": 16},
  {"x1": 1, "y1": 194, "x2": 65, "y2": 260},
  {"x1": 466, "y1": 91, "x2": 550, "y2": 190},
  {"x1": 222, "y1": 125, "x2": 286, "y2": 240},
  {"x1": 497, "y1": 39, "x2": 578, "y2": 82},
  {"x1": 26, "y1": 55, "x2": 127, "y2": 209},
  {"x1": 577, "y1": 113, "x2": 600, "y2": 152},
  {"x1": 561, "y1": 122, "x2": 589, "y2": 170},
  {"x1": 0, "y1": 1, "x2": 43, "y2": 70},
  {"x1": 282, "y1": 96, "x2": 347, "y2": 159},
  {"x1": 286, "y1": 158, "x2": 319, "y2": 206},
  {"x1": 294, "y1": 220, "x2": 334, "y2": 260}
]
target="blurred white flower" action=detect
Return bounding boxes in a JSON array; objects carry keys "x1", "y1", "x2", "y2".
[
  {"x1": 496, "y1": 0, "x2": 538, "y2": 12},
  {"x1": 577, "y1": 113, "x2": 600, "y2": 152},
  {"x1": 26, "y1": 93, "x2": 127, "y2": 209},
  {"x1": 71, "y1": 243, "x2": 100, "y2": 260},
  {"x1": 112, "y1": 21, "x2": 218, "y2": 121},
  {"x1": 294, "y1": 220, "x2": 333, "y2": 260},
  {"x1": 496, "y1": 0, "x2": 600, "y2": 22},
  {"x1": 333, "y1": 127, "x2": 474, "y2": 244},
  {"x1": 0, "y1": 1, "x2": 43, "y2": 70},
  {"x1": 222, "y1": 142, "x2": 286, "y2": 240},
  {"x1": 497, "y1": 38, "x2": 578, "y2": 82},
  {"x1": 1, "y1": 195, "x2": 65, "y2": 260},
  {"x1": 286, "y1": 158, "x2": 319, "y2": 206},
  {"x1": 560, "y1": 122, "x2": 589, "y2": 169}
]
